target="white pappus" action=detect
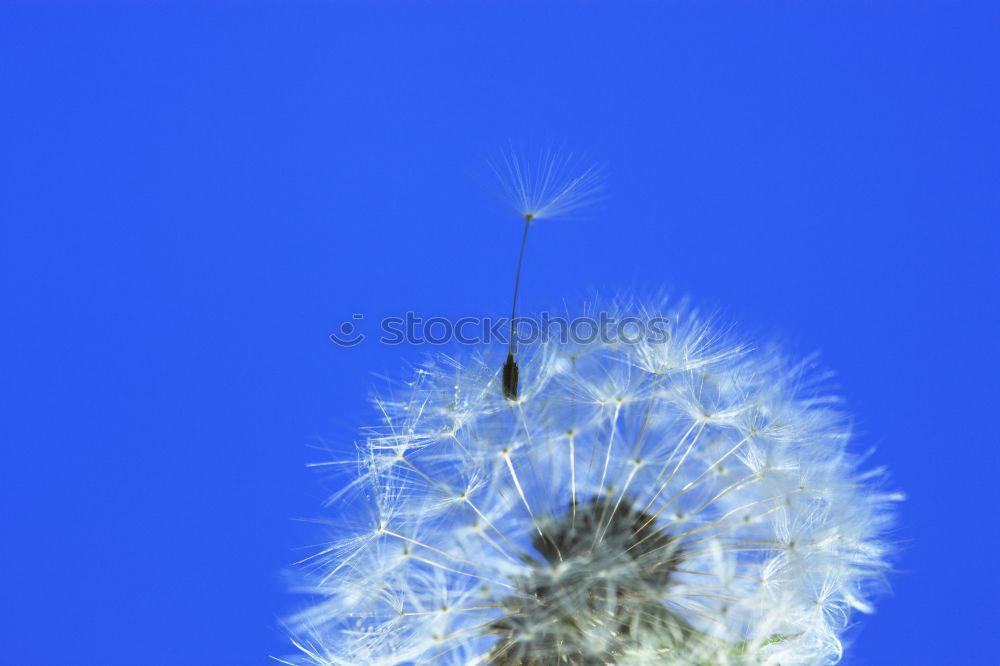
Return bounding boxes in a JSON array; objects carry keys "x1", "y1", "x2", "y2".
[{"x1": 284, "y1": 297, "x2": 900, "y2": 665}]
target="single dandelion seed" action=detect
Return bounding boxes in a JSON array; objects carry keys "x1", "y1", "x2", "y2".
[{"x1": 496, "y1": 150, "x2": 602, "y2": 401}]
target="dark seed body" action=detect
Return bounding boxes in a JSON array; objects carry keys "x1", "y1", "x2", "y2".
[{"x1": 502, "y1": 352, "x2": 520, "y2": 401}]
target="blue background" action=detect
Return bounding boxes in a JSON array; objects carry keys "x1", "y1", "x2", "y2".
[{"x1": 2, "y1": 2, "x2": 997, "y2": 664}]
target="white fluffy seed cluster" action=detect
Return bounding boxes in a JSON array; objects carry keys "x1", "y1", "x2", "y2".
[{"x1": 286, "y1": 300, "x2": 899, "y2": 665}]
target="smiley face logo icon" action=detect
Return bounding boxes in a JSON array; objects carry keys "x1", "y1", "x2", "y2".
[{"x1": 330, "y1": 314, "x2": 365, "y2": 347}]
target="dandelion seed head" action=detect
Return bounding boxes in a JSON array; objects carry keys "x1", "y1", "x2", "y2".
[{"x1": 288, "y1": 298, "x2": 898, "y2": 665}]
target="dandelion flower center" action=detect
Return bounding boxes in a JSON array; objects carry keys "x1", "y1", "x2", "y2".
[{"x1": 490, "y1": 497, "x2": 687, "y2": 664}]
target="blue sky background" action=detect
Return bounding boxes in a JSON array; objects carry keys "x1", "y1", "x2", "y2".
[{"x1": 2, "y1": 2, "x2": 998, "y2": 664}]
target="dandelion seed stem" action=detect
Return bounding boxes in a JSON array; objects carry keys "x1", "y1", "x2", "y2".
[
  {"x1": 502, "y1": 214, "x2": 532, "y2": 400},
  {"x1": 569, "y1": 432, "x2": 577, "y2": 524},
  {"x1": 509, "y1": 215, "x2": 532, "y2": 350}
]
